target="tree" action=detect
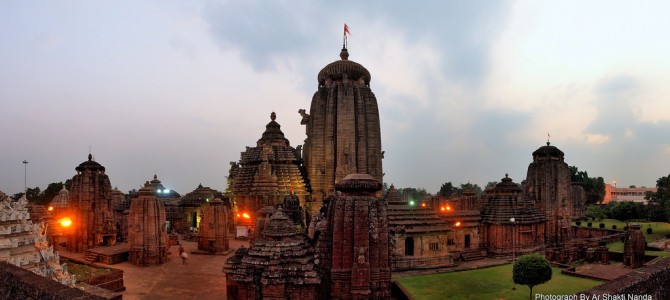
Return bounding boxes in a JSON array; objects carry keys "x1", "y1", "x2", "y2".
[
  {"x1": 485, "y1": 181, "x2": 498, "y2": 190},
  {"x1": 645, "y1": 173, "x2": 670, "y2": 222},
  {"x1": 569, "y1": 166, "x2": 606, "y2": 205},
  {"x1": 437, "y1": 182, "x2": 455, "y2": 197},
  {"x1": 606, "y1": 201, "x2": 645, "y2": 226},
  {"x1": 585, "y1": 204, "x2": 606, "y2": 222},
  {"x1": 454, "y1": 183, "x2": 483, "y2": 196},
  {"x1": 513, "y1": 253, "x2": 553, "y2": 299}
]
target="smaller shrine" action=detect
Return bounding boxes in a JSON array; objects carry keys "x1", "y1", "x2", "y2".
[
  {"x1": 437, "y1": 188, "x2": 484, "y2": 261},
  {"x1": 386, "y1": 185, "x2": 454, "y2": 270},
  {"x1": 197, "y1": 197, "x2": 229, "y2": 254},
  {"x1": 623, "y1": 224, "x2": 646, "y2": 269},
  {"x1": 224, "y1": 208, "x2": 320, "y2": 299},
  {"x1": 128, "y1": 182, "x2": 168, "y2": 266},
  {"x1": 481, "y1": 175, "x2": 546, "y2": 257}
]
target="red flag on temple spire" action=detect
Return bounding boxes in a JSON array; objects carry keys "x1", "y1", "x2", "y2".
[{"x1": 343, "y1": 23, "x2": 351, "y2": 49}]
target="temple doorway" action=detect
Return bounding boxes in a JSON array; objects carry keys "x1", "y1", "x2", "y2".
[
  {"x1": 405, "y1": 237, "x2": 414, "y2": 256},
  {"x1": 190, "y1": 212, "x2": 197, "y2": 229},
  {"x1": 464, "y1": 234, "x2": 471, "y2": 248}
]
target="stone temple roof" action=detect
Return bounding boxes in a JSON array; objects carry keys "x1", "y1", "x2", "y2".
[
  {"x1": 75, "y1": 153, "x2": 105, "y2": 172},
  {"x1": 257, "y1": 112, "x2": 290, "y2": 147},
  {"x1": 179, "y1": 184, "x2": 224, "y2": 207},
  {"x1": 532, "y1": 142, "x2": 565, "y2": 161},
  {"x1": 385, "y1": 185, "x2": 451, "y2": 234},
  {"x1": 481, "y1": 175, "x2": 546, "y2": 224},
  {"x1": 317, "y1": 48, "x2": 371, "y2": 85},
  {"x1": 224, "y1": 209, "x2": 320, "y2": 286}
]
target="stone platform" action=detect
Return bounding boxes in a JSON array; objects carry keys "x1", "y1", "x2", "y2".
[{"x1": 85, "y1": 243, "x2": 130, "y2": 264}]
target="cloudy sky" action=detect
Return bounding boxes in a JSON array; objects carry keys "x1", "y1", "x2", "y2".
[{"x1": 2, "y1": 1, "x2": 670, "y2": 196}]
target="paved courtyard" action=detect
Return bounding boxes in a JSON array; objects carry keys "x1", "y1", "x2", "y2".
[{"x1": 66, "y1": 238, "x2": 249, "y2": 300}]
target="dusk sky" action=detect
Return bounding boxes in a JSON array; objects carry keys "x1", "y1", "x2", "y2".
[{"x1": 2, "y1": 1, "x2": 669, "y2": 196}]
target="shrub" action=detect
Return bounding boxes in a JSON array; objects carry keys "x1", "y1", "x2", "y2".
[
  {"x1": 587, "y1": 222, "x2": 592, "y2": 227},
  {"x1": 598, "y1": 240, "x2": 607, "y2": 246},
  {"x1": 647, "y1": 227, "x2": 653, "y2": 234},
  {"x1": 599, "y1": 223, "x2": 605, "y2": 229},
  {"x1": 612, "y1": 225, "x2": 617, "y2": 230},
  {"x1": 576, "y1": 221, "x2": 582, "y2": 226}
]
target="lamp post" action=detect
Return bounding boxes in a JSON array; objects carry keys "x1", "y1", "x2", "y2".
[
  {"x1": 510, "y1": 217, "x2": 516, "y2": 290},
  {"x1": 22, "y1": 160, "x2": 28, "y2": 192}
]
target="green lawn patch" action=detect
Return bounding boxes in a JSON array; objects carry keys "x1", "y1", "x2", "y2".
[
  {"x1": 64, "y1": 259, "x2": 113, "y2": 282},
  {"x1": 394, "y1": 264, "x2": 601, "y2": 300}
]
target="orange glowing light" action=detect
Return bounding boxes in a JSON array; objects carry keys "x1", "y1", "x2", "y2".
[
  {"x1": 454, "y1": 221, "x2": 461, "y2": 227},
  {"x1": 440, "y1": 207, "x2": 445, "y2": 211},
  {"x1": 446, "y1": 206, "x2": 451, "y2": 211},
  {"x1": 48, "y1": 206, "x2": 54, "y2": 211},
  {"x1": 421, "y1": 203, "x2": 426, "y2": 207},
  {"x1": 58, "y1": 217, "x2": 72, "y2": 227},
  {"x1": 236, "y1": 213, "x2": 241, "y2": 217},
  {"x1": 242, "y1": 213, "x2": 251, "y2": 219}
]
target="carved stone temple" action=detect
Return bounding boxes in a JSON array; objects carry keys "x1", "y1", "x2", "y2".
[
  {"x1": 224, "y1": 208, "x2": 320, "y2": 299},
  {"x1": 128, "y1": 182, "x2": 168, "y2": 266},
  {"x1": 317, "y1": 174, "x2": 391, "y2": 299},
  {"x1": 524, "y1": 142, "x2": 573, "y2": 246},
  {"x1": 227, "y1": 112, "x2": 310, "y2": 215},
  {"x1": 385, "y1": 184, "x2": 454, "y2": 270},
  {"x1": 300, "y1": 47, "x2": 384, "y2": 214},
  {"x1": 481, "y1": 175, "x2": 547, "y2": 257},
  {"x1": 67, "y1": 154, "x2": 117, "y2": 252},
  {"x1": 197, "y1": 197, "x2": 229, "y2": 254}
]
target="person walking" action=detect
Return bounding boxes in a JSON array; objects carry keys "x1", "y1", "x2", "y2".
[{"x1": 181, "y1": 251, "x2": 188, "y2": 265}]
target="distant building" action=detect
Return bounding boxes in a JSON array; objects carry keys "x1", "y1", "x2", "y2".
[{"x1": 602, "y1": 184, "x2": 656, "y2": 204}]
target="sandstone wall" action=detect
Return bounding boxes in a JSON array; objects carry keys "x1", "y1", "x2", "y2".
[{"x1": 580, "y1": 257, "x2": 670, "y2": 299}]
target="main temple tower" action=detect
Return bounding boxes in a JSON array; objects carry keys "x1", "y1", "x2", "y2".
[
  {"x1": 301, "y1": 47, "x2": 383, "y2": 213},
  {"x1": 524, "y1": 142, "x2": 573, "y2": 246}
]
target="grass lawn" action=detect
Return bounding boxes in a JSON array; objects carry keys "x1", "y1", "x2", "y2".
[
  {"x1": 64, "y1": 259, "x2": 114, "y2": 282},
  {"x1": 573, "y1": 219, "x2": 670, "y2": 257},
  {"x1": 394, "y1": 264, "x2": 602, "y2": 300}
]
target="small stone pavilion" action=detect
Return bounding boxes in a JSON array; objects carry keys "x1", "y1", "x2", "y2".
[
  {"x1": 197, "y1": 197, "x2": 229, "y2": 254},
  {"x1": 67, "y1": 154, "x2": 117, "y2": 252},
  {"x1": 624, "y1": 224, "x2": 646, "y2": 269},
  {"x1": 228, "y1": 112, "x2": 310, "y2": 215},
  {"x1": 224, "y1": 208, "x2": 320, "y2": 299},
  {"x1": 316, "y1": 174, "x2": 391, "y2": 299},
  {"x1": 481, "y1": 175, "x2": 546, "y2": 257},
  {"x1": 128, "y1": 182, "x2": 168, "y2": 266},
  {"x1": 385, "y1": 184, "x2": 454, "y2": 270}
]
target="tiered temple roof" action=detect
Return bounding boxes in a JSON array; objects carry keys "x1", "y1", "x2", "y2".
[
  {"x1": 229, "y1": 112, "x2": 310, "y2": 213},
  {"x1": 481, "y1": 175, "x2": 546, "y2": 224},
  {"x1": 224, "y1": 209, "x2": 320, "y2": 299},
  {"x1": 179, "y1": 184, "x2": 225, "y2": 207},
  {"x1": 386, "y1": 185, "x2": 451, "y2": 234}
]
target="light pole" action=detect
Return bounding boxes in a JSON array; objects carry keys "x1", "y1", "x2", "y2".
[
  {"x1": 22, "y1": 160, "x2": 29, "y2": 192},
  {"x1": 510, "y1": 217, "x2": 516, "y2": 290}
]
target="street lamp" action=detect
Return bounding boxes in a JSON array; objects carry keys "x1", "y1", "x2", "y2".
[{"x1": 510, "y1": 217, "x2": 516, "y2": 290}]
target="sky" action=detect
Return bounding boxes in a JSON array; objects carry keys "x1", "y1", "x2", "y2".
[{"x1": 1, "y1": 0, "x2": 670, "y2": 196}]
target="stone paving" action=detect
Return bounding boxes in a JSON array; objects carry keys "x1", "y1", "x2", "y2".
[{"x1": 64, "y1": 237, "x2": 249, "y2": 300}]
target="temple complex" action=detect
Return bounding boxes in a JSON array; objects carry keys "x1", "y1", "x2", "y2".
[
  {"x1": 481, "y1": 175, "x2": 546, "y2": 257},
  {"x1": 67, "y1": 154, "x2": 117, "y2": 252},
  {"x1": 128, "y1": 182, "x2": 168, "y2": 266},
  {"x1": 197, "y1": 197, "x2": 229, "y2": 254},
  {"x1": 524, "y1": 142, "x2": 573, "y2": 246},
  {"x1": 227, "y1": 112, "x2": 310, "y2": 216},
  {"x1": 385, "y1": 185, "x2": 454, "y2": 270},
  {"x1": 316, "y1": 174, "x2": 391, "y2": 299},
  {"x1": 300, "y1": 47, "x2": 384, "y2": 214},
  {"x1": 224, "y1": 208, "x2": 321, "y2": 299}
]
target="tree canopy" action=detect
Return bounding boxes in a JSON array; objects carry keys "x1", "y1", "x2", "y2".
[
  {"x1": 645, "y1": 173, "x2": 670, "y2": 222},
  {"x1": 437, "y1": 182, "x2": 455, "y2": 197},
  {"x1": 606, "y1": 201, "x2": 645, "y2": 225},
  {"x1": 569, "y1": 166, "x2": 605, "y2": 205},
  {"x1": 513, "y1": 253, "x2": 553, "y2": 299}
]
